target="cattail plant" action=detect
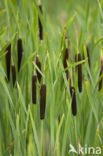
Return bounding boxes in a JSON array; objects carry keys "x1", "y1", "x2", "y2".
[
  {"x1": 99, "y1": 59, "x2": 103, "y2": 90},
  {"x1": 70, "y1": 86, "x2": 77, "y2": 116},
  {"x1": 36, "y1": 55, "x2": 42, "y2": 82},
  {"x1": 11, "y1": 65, "x2": 16, "y2": 87},
  {"x1": 77, "y1": 53, "x2": 82, "y2": 92},
  {"x1": 64, "y1": 48, "x2": 69, "y2": 79},
  {"x1": 17, "y1": 38, "x2": 23, "y2": 72},
  {"x1": 32, "y1": 75, "x2": 37, "y2": 104},
  {"x1": 5, "y1": 44, "x2": 11, "y2": 81},
  {"x1": 40, "y1": 84, "x2": 46, "y2": 120},
  {"x1": 38, "y1": 2, "x2": 43, "y2": 40}
]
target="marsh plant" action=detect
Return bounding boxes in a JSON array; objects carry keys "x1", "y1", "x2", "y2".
[{"x1": 0, "y1": 0, "x2": 103, "y2": 156}]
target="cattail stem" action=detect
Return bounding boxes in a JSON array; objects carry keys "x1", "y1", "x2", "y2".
[
  {"x1": 77, "y1": 53, "x2": 82, "y2": 92},
  {"x1": 38, "y1": 3, "x2": 43, "y2": 40},
  {"x1": 11, "y1": 65, "x2": 16, "y2": 87},
  {"x1": 64, "y1": 48, "x2": 69, "y2": 80},
  {"x1": 6, "y1": 44, "x2": 11, "y2": 81},
  {"x1": 32, "y1": 75, "x2": 37, "y2": 104},
  {"x1": 40, "y1": 84, "x2": 46, "y2": 120},
  {"x1": 70, "y1": 86, "x2": 77, "y2": 116},
  {"x1": 36, "y1": 56, "x2": 42, "y2": 82},
  {"x1": 17, "y1": 38, "x2": 23, "y2": 72},
  {"x1": 41, "y1": 120, "x2": 44, "y2": 156}
]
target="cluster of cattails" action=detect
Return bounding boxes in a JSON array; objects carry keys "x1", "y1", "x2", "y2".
[
  {"x1": 33, "y1": 2, "x2": 46, "y2": 119},
  {"x1": 32, "y1": 76, "x2": 46, "y2": 119},
  {"x1": 32, "y1": 80, "x2": 46, "y2": 120},
  {"x1": 38, "y1": 2, "x2": 43, "y2": 40},
  {"x1": 5, "y1": 38, "x2": 23, "y2": 86},
  {"x1": 70, "y1": 51, "x2": 86, "y2": 115},
  {"x1": 32, "y1": 55, "x2": 46, "y2": 120},
  {"x1": 63, "y1": 36, "x2": 77, "y2": 116},
  {"x1": 32, "y1": 1, "x2": 46, "y2": 119}
]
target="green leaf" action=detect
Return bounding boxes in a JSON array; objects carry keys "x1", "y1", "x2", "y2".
[
  {"x1": 29, "y1": 106, "x2": 41, "y2": 156},
  {"x1": 17, "y1": 83, "x2": 27, "y2": 114},
  {"x1": 21, "y1": 52, "x2": 36, "y2": 71}
]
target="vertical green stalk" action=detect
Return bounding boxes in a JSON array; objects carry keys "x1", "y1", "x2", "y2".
[
  {"x1": 74, "y1": 118, "x2": 77, "y2": 146},
  {"x1": 41, "y1": 120, "x2": 44, "y2": 156}
]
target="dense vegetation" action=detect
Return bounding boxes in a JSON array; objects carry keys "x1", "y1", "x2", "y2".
[{"x1": 0, "y1": 0, "x2": 103, "y2": 155}]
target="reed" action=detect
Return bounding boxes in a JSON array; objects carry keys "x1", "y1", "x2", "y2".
[
  {"x1": 17, "y1": 38, "x2": 23, "y2": 72},
  {"x1": 5, "y1": 44, "x2": 11, "y2": 81},
  {"x1": 32, "y1": 75, "x2": 37, "y2": 104},
  {"x1": 40, "y1": 84, "x2": 46, "y2": 120}
]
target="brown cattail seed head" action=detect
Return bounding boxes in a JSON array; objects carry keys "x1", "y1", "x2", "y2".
[
  {"x1": 17, "y1": 38, "x2": 23, "y2": 72},
  {"x1": 40, "y1": 84, "x2": 46, "y2": 120},
  {"x1": 77, "y1": 53, "x2": 82, "y2": 92},
  {"x1": 64, "y1": 48, "x2": 69, "y2": 79},
  {"x1": 36, "y1": 56, "x2": 42, "y2": 82},
  {"x1": 99, "y1": 59, "x2": 103, "y2": 90},
  {"x1": 6, "y1": 44, "x2": 11, "y2": 81},
  {"x1": 32, "y1": 75, "x2": 37, "y2": 104},
  {"x1": 70, "y1": 86, "x2": 77, "y2": 116},
  {"x1": 11, "y1": 65, "x2": 16, "y2": 87},
  {"x1": 38, "y1": 3, "x2": 43, "y2": 40}
]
